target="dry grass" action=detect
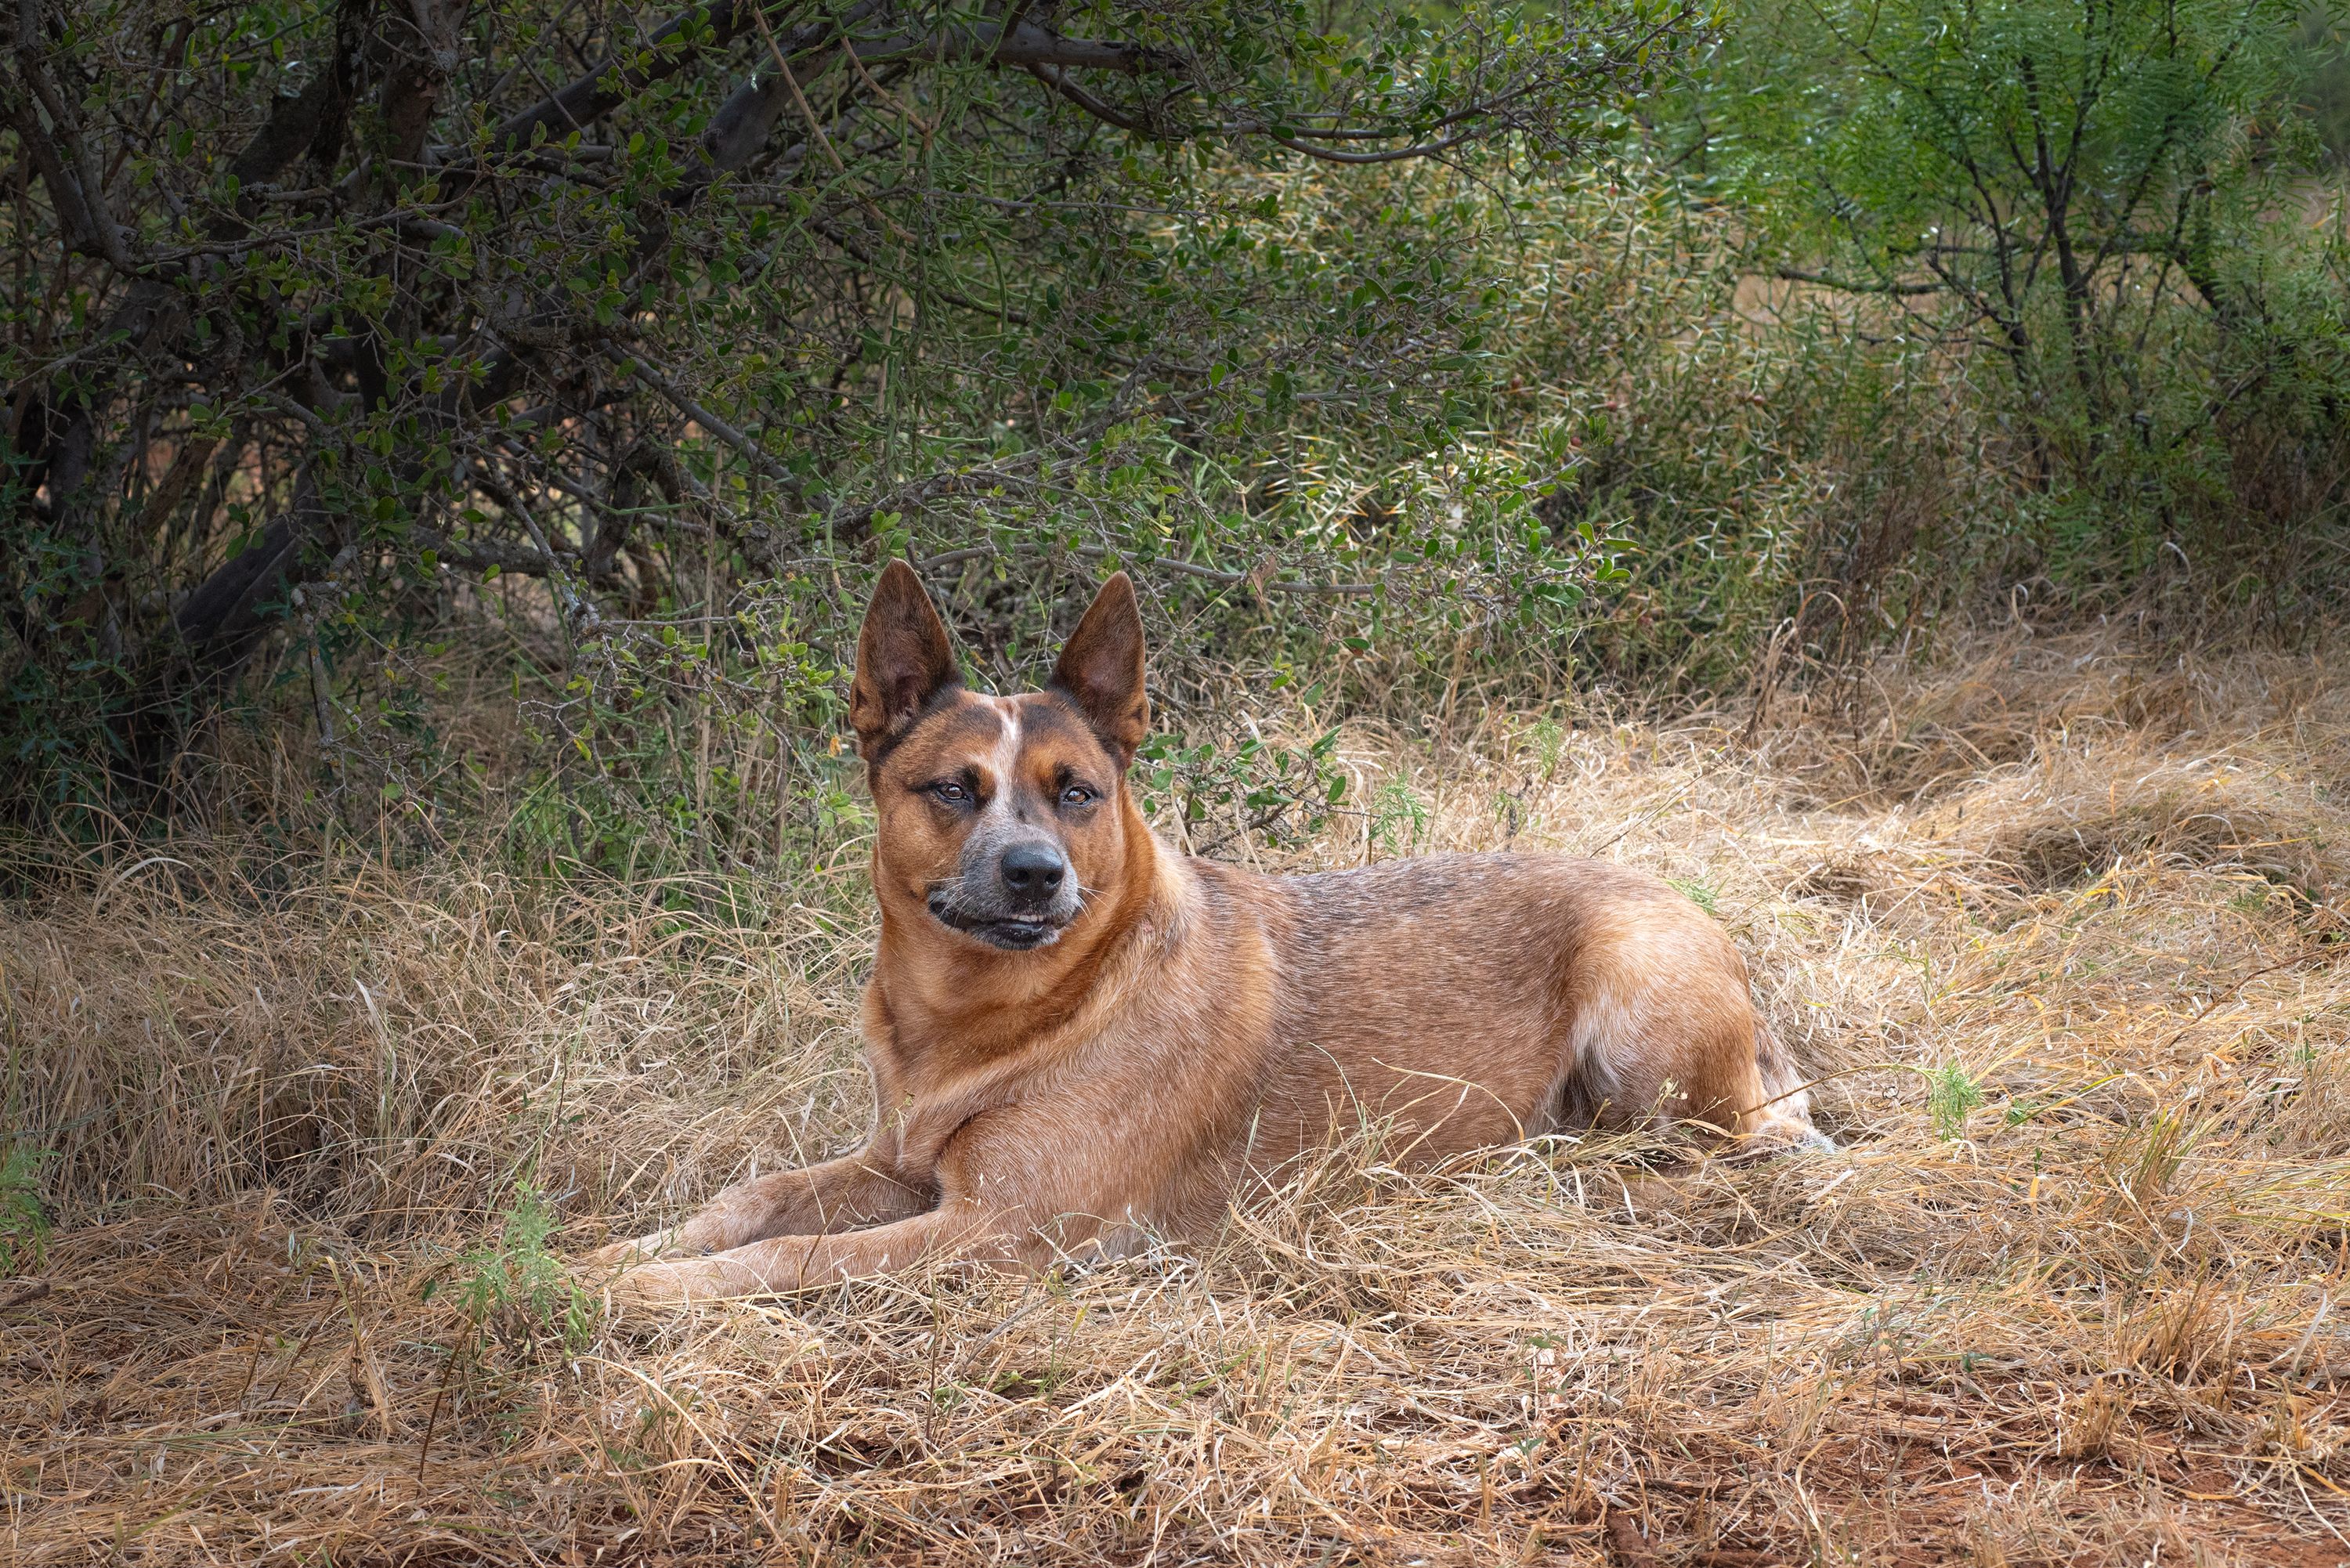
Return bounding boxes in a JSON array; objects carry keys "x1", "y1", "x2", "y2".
[{"x1": 6, "y1": 626, "x2": 2350, "y2": 1566}]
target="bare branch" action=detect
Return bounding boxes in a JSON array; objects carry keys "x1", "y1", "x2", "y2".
[
  {"x1": 5, "y1": 72, "x2": 137, "y2": 270},
  {"x1": 412, "y1": 525, "x2": 564, "y2": 578},
  {"x1": 1025, "y1": 62, "x2": 1159, "y2": 135},
  {"x1": 850, "y1": 18, "x2": 1173, "y2": 72},
  {"x1": 609, "y1": 347, "x2": 803, "y2": 496},
  {"x1": 1265, "y1": 125, "x2": 1486, "y2": 165},
  {"x1": 493, "y1": 2, "x2": 878, "y2": 154},
  {"x1": 469, "y1": 468, "x2": 600, "y2": 630},
  {"x1": 1773, "y1": 266, "x2": 1944, "y2": 297},
  {"x1": 378, "y1": 0, "x2": 465, "y2": 170}
]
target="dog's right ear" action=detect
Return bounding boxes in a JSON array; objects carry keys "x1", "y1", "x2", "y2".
[{"x1": 850, "y1": 561, "x2": 959, "y2": 759}]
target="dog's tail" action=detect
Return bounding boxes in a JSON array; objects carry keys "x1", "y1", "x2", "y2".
[{"x1": 1749, "y1": 1022, "x2": 1836, "y2": 1151}]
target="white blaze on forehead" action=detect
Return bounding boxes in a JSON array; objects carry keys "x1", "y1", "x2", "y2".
[{"x1": 979, "y1": 695, "x2": 1024, "y2": 810}]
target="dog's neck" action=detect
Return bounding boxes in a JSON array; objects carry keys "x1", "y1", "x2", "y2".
[{"x1": 869, "y1": 793, "x2": 1177, "y2": 1073}]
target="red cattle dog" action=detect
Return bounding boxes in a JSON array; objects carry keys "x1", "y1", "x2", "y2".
[{"x1": 586, "y1": 564, "x2": 1823, "y2": 1302}]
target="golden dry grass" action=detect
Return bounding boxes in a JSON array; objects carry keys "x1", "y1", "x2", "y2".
[{"x1": 6, "y1": 627, "x2": 2350, "y2": 1566}]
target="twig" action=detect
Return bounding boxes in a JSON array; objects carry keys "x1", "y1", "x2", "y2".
[
  {"x1": 0, "y1": 1281, "x2": 52, "y2": 1312},
  {"x1": 607, "y1": 348, "x2": 802, "y2": 495},
  {"x1": 1603, "y1": 1510, "x2": 1662, "y2": 1568}
]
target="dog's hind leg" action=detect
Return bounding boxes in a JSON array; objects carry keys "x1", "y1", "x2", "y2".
[
  {"x1": 1559, "y1": 917, "x2": 1824, "y2": 1148},
  {"x1": 1744, "y1": 1022, "x2": 1832, "y2": 1150},
  {"x1": 581, "y1": 1151, "x2": 933, "y2": 1270}
]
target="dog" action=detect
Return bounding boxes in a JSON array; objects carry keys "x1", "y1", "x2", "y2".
[{"x1": 584, "y1": 563, "x2": 1822, "y2": 1303}]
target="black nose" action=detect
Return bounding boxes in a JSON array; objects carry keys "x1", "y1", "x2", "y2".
[{"x1": 998, "y1": 843, "x2": 1068, "y2": 904}]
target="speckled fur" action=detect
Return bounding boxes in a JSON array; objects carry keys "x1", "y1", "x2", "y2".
[{"x1": 587, "y1": 566, "x2": 1820, "y2": 1304}]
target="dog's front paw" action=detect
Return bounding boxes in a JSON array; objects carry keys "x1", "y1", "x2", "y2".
[
  {"x1": 598, "y1": 1257, "x2": 748, "y2": 1311},
  {"x1": 574, "y1": 1230, "x2": 674, "y2": 1278}
]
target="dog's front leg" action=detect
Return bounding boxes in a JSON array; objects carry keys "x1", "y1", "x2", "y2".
[
  {"x1": 582, "y1": 1152, "x2": 931, "y2": 1270},
  {"x1": 603, "y1": 1201, "x2": 1029, "y2": 1306}
]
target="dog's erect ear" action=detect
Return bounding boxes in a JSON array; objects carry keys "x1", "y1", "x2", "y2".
[
  {"x1": 851, "y1": 561, "x2": 959, "y2": 759},
  {"x1": 1050, "y1": 573, "x2": 1149, "y2": 768}
]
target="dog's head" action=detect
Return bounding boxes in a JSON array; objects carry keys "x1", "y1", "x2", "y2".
[{"x1": 851, "y1": 562, "x2": 1149, "y2": 953}]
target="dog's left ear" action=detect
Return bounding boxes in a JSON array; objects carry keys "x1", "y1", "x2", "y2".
[{"x1": 1051, "y1": 573, "x2": 1149, "y2": 768}]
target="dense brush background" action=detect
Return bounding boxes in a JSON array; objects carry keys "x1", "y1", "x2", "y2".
[{"x1": 5, "y1": 0, "x2": 2350, "y2": 1559}]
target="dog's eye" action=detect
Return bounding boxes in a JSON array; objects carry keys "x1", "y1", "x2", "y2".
[
  {"x1": 928, "y1": 781, "x2": 971, "y2": 804},
  {"x1": 1060, "y1": 784, "x2": 1096, "y2": 807}
]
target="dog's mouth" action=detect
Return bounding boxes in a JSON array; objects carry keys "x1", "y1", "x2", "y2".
[{"x1": 926, "y1": 894, "x2": 1067, "y2": 951}]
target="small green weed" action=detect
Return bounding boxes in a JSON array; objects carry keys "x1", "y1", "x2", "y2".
[
  {"x1": 1368, "y1": 777, "x2": 1430, "y2": 858},
  {"x1": 1667, "y1": 876, "x2": 1719, "y2": 916},
  {"x1": 1528, "y1": 717, "x2": 1567, "y2": 779},
  {"x1": 1926, "y1": 1063, "x2": 1986, "y2": 1140},
  {"x1": 0, "y1": 1145, "x2": 49, "y2": 1275},
  {"x1": 432, "y1": 1183, "x2": 596, "y2": 1355}
]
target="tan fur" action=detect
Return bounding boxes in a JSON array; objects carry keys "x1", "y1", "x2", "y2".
[{"x1": 585, "y1": 566, "x2": 1822, "y2": 1303}]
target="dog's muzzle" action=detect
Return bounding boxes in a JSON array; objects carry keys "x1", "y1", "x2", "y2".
[
  {"x1": 924, "y1": 891, "x2": 1071, "y2": 951},
  {"x1": 926, "y1": 836, "x2": 1079, "y2": 951}
]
